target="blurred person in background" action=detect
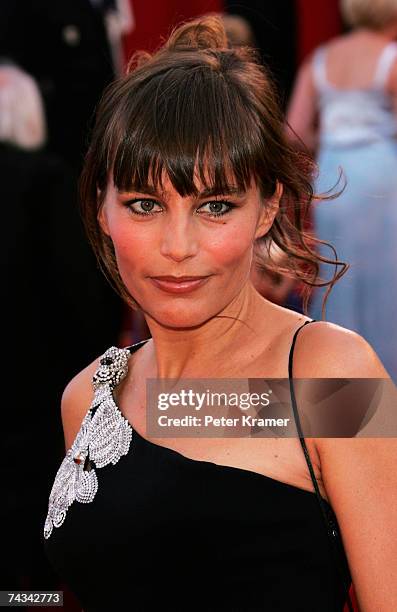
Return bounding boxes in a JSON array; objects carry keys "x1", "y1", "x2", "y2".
[
  {"x1": 287, "y1": 0, "x2": 397, "y2": 383},
  {"x1": 105, "y1": 0, "x2": 135, "y2": 76},
  {"x1": 0, "y1": 0, "x2": 117, "y2": 172},
  {"x1": 219, "y1": 13, "x2": 256, "y2": 47},
  {"x1": 0, "y1": 62, "x2": 122, "y2": 592}
]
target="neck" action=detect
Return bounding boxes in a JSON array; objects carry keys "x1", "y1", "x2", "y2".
[
  {"x1": 358, "y1": 23, "x2": 397, "y2": 41},
  {"x1": 382, "y1": 22, "x2": 397, "y2": 40},
  {"x1": 142, "y1": 282, "x2": 276, "y2": 378}
]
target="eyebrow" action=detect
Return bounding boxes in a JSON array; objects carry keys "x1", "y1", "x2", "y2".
[{"x1": 117, "y1": 185, "x2": 246, "y2": 198}]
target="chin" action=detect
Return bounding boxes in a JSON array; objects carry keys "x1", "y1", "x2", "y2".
[{"x1": 144, "y1": 303, "x2": 217, "y2": 330}]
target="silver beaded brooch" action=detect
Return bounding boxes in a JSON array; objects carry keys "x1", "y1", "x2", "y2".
[{"x1": 43, "y1": 346, "x2": 133, "y2": 539}]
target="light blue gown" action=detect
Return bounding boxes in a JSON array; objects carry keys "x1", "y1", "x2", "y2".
[{"x1": 309, "y1": 42, "x2": 397, "y2": 383}]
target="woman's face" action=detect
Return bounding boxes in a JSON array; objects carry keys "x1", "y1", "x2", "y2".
[{"x1": 100, "y1": 171, "x2": 281, "y2": 328}]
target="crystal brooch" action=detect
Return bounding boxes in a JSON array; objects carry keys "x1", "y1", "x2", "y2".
[{"x1": 43, "y1": 346, "x2": 133, "y2": 539}]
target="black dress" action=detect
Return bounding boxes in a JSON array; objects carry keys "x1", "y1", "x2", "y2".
[{"x1": 43, "y1": 320, "x2": 352, "y2": 611}]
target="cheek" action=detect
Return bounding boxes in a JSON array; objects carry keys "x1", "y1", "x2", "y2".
[
  {"x1": 207, "y1": 217, "x2": 256, "y2": 269},
  {"x1": 107, "y1": 218, "x2": 152, "y2": 271}
]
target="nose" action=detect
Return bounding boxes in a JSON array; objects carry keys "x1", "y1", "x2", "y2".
[{"x1": 160, "y1": 213, "x2": 199, "y2": 262}]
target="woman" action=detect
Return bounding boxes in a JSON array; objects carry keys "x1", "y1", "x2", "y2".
[
  {"x1": 42, "y1": 16, "x2": 396, "y2": 611},
  {"x1": 287, "y1": 0, "x2": 397, "y2": 384}
]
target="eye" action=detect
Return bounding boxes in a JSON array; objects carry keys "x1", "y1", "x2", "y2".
[
  {"x1": 197, "y1": 200, "x2": 236, "y2": 218},
  {"x1": 125, "y1": 199, "x2": 163, "y2": 216},
  {"x1": 124, "y1": 198, "x2": 236, "y2": 218}
]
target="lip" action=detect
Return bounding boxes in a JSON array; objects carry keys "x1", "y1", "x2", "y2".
[{"x1": 149, "y1": 275, "x2": 212, "y2": 294}]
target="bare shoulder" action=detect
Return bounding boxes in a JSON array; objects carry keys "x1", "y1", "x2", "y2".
[
  {"x1": 292, "y1": 320, "x2": 390, "y2": 378},
  {"x1": 314, "y1": 34, "x2": 351, "y2": 64},
  {"x1": 60, "y1": 355, "x2": 101, "y2": 451}
]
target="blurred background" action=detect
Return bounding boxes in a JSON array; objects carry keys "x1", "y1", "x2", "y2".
[{"x1": 1, "y1": 1, "x2": 395, "y2": 610}]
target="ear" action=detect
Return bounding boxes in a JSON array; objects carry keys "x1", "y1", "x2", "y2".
[
  {"x1": 97, "y1": 190, "x2": 111, "y2": 236},
  {"x1": 255, "y1": 181, "x2": 283, "y2": 240}
]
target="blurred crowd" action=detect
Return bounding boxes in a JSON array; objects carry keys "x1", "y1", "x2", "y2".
[{"x1": 1, "y1": 0, "x2": 395, "y2": 608}]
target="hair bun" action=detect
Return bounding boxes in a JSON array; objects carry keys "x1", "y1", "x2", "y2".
[{"x1": 165, "y1": 15, "x2": 229, "y2": 52}]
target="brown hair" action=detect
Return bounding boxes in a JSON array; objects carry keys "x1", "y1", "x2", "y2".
[{"x1": 79, "y1": 14, "x2": 348, "y2": 318}]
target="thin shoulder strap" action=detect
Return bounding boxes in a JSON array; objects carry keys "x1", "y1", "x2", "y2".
[
  {"x1": 288, "y1": 319, "x2": 315, "y2": 379},
  {"x1": 373, "y1": 41, "x2": 397, "y2": 89},
  {"x1": 311, "y1": 45, "x2": 329, "y2": 92},
  {"x1": 288, "y1": 319, "x2": 354, "y2": 612},
  {"x1": 288, "y1": 320, "x2": 329, "y2": 524}
]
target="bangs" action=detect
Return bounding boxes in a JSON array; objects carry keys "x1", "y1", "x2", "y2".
[{"x1": 99, "y1": 60, "x2": 275, "y2": 198}]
